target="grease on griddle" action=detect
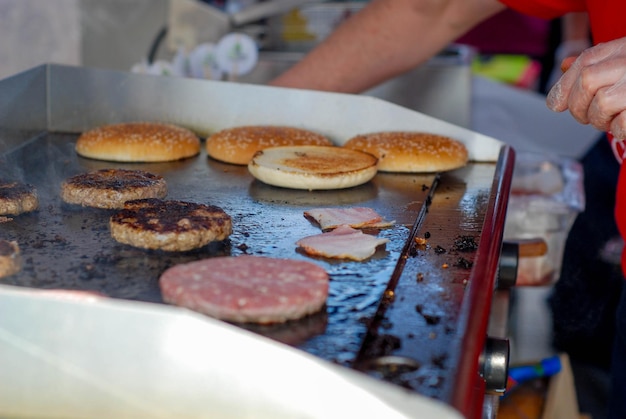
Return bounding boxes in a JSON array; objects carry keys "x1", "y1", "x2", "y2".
[
  {"x1": 363, "y1": 356, "x2": 421, "y2": 390},
  {"x1": 362, "y1": 333, "x2": 401, "y2": 359},
  {"x1": 424, "y1": 374, "x2": 445, "y2": 389},
  {"x1": 380, "y1": 318, "x2": 394, "y2": 330},
  {"x1": 415, "y1": 304, "x2": 442, "y2": 325},
  {"x1": 432, "y1": 353, "x2": 448, "y2": 369},
  {"x1": 362, "y1": 356, "x2": 446, "y2": 394},
  {"x1": 29, "y1": 233, "x2": 69, "y2": 249},
  {"x1": 92, "y1": 250, "x2": 123, "y2": 265},
  {"x1": 241, "y1": 309, "x2": 328, "y2": 346},
  {"x1": 54, "y1": 235, "x2": 69, "y2": 245},
  {"x1": 68, "y1": 262, "x2": 106, "y2": 281},
  {"x1": 358, "y1": 315, "x2": 372, "y2": 328},
  {"x1": 454, "y1": 257, "x2": 473, "y2": 269}
]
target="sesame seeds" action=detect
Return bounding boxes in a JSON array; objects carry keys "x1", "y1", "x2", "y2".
[
  {"x1": 206, "y1": 125, "x2": 332, "y2": 165},
  {"x1": 344, "y1": 131, "x2": 468, "y2": 173},
  {"x1": 75, "y1": 122, "x2": 201, "y2": 162}
]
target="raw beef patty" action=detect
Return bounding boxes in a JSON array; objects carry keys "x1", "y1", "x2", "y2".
[{"x1": 159, "y1": 255, "x2": 329, "y2": 324}]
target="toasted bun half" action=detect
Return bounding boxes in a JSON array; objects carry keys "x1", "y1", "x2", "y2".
[
  {"x1": 343, "y1": 131, "x2": 468, "y2": 173},
  {"x1": 75, "y1": 122, "x2": 201, "y2": 162},
  {"x1": 248, "y1": 145, "x2": 378, "y2": 190},
  {"x1": 206, "y1": 125, "x2": 333, "y2": 165}
]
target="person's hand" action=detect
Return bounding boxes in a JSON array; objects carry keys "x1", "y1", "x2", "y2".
[
  {"x1": 546, "y1": 39, "x2": 591, "y2": 90},
  {"x1": 547, "y1": 36, "x2": 626, "y2": 139}
]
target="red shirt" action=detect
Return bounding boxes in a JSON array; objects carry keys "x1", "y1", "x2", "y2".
[
  {"x1": 499, "y1": 0, "x2": 625, "y2": 44},
  {"x1": 499, "y1": 0, "x2": 626, "y2": 276},
  {"x1": 457, "y1": 9, "x2": 551, "y2": 57}
]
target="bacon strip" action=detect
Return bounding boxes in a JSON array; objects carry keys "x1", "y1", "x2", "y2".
[
  {"x1": 296, "y1": 225, "x2": 389, "y2": 261},
  {"x1": 304, "y1": 207, "x2": 395, "y2": 231}
]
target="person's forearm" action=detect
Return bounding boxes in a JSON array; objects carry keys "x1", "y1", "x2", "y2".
[
  {"x1": 562, "y1": 12, "x2": 589, "y2": 42},
  {"x1": 269, "y1": 0, "x2": 505, "y2": 93},
  {"x1": 553, "y1": 12, "x2": 591, "y2": 73}
]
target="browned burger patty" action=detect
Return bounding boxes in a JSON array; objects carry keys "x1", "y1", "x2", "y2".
[
  {"x1": 110, "y1": 198, "x2": 232, "y2": 251},
  {"x1": 61, "y1": 169, "x2": 168, "y2": 209},
  {"x1": 0, "y1": 180, "x2": 38, "y2": 215},
  {"x1": 0, "y1": 239, "x2": 21, "y2": 278}
]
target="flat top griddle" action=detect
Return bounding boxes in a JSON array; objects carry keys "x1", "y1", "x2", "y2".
[
  {"x1": 0, "y1": 131, "x2": 426, "y2": 357},
  {"x1": 1, "y1": 129, "x2": 501, "y2": 403},
  {"x1": 0, "y1": 65, "x2": 512, "y2": 418}
]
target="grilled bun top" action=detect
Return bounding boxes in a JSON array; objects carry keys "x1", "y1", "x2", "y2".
[
  {"x1": 75, "y1": 122, "x2": 201, "y2": 162},
  {"x1": 206, "y1": 125, "x2": 333, "y2": 165},
  {"x1": 343, "y1": 131, "x2": 468, "y2": 173}
]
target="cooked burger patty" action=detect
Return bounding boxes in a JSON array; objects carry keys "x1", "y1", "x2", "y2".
[
  {"x1": 159, "y1": 255, "x2": 329, "y2": 324},
  {"x1": 0, "y1": 239, "x2": 21, "y2": 278},
  {"x1": 110, "y1": 198, "x2": 232, "y2": 251},
  {"x1": 0, "y1": 180, "x2": 39, "y2": 216},
  {"x1": 61, "y1": 169, "x2": 168, "y2": 209}
]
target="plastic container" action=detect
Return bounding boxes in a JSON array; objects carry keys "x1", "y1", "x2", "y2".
[{"x1": 503, "y1": 152, "x2": 585, "y2": 286}]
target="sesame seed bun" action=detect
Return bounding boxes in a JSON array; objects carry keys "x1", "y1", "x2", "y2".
[
  {"x1": 343, "y1": 131, "x2": 468, "y2": 173},
  {"x1": 248, "y1": 145, "x2": 378, "y2": 190},
  {"x1": 206, "y1": 125, "x2": 333, "y2": 165},
  {"x1": 75, "y1": 122, "x2": 201, "y2": 162}
]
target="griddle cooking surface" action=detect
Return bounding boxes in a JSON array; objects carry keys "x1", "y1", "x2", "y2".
[{"x1": 1, "y1": 132, "x2": 435, "y2": 367}]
